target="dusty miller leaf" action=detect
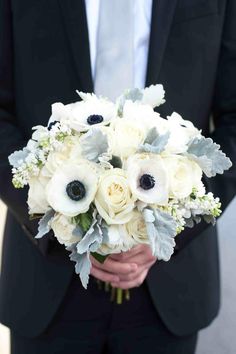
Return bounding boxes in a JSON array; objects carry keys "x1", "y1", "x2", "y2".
[
  {"x1": 67, "y1": 244, "x2": 91, "y2": 289},
  {"x1": 142, "y1": 208, "x2": 177, "y2": 261},
  {"x1": 117, "y1": 88, "x2": 143, "y2": 116},
  {"x1": 35, "y1": 209, "x2": 55, "y2": 239},
  {"x1": 80, "y1": 128, "x2": 108, "y2": 162},
  {"x1": 187, "y1": 137, "x2": 232, "y2": 177},
  {"x1": 76, "y1": 213, "x2": 106, "y2": 254},
  {"x1": 139, "y1": 128, "x2": 170, "y2": 154},
  {"x1": 124, "y1": 88, "x2": 143, "y2": 102}
]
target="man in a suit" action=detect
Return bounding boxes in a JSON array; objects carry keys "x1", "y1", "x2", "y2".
[{"x1": 0, "y1": 0, "x2": 236, "y2": 353}]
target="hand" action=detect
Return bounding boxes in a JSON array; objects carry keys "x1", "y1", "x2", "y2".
[
  {"x1": 110, "y1": 244, "x2": 156, "y2": 289},
  {"x1": 90, "y1": 255, "x2": 138, "y2": 284},
  {"x1": 91, "y1": 244, "x2": 156, "y2": 289}
]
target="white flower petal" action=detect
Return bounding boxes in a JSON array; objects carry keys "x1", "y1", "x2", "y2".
[{"x1": 46, "y1": 162, "x2": 98, "y2": 216}]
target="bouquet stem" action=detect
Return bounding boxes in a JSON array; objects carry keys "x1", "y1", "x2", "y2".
[{"x1": 96, "y1": 280, "x2": 130, "y2": 304}]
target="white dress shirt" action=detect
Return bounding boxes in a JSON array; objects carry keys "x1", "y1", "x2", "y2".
[{"x1": 85, "y1": 0, "x2": 153, "y2": 89}]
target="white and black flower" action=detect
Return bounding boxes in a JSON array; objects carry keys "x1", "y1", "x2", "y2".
[
  {"x1": 64, "y1": 96, "x2": 116, "y2": 132},
  {"x1": 127, "y1": 154, "x2": 169, "y2": 205},
  {"x1": 46, "y1": 162, "x2": 98, "y2": 216}
]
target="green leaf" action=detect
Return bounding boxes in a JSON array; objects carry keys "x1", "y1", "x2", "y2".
[
  {"x1": 91, "y1": 252, "x2": 108, "y2": 264},
  {"x1": 73, "y1": 212, "x2": 93, "y2": 232},
  {"x1": 29, "y1": 213, "x2": 44, "y2": 220}
]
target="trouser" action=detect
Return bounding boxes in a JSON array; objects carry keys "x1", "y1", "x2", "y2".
[{"x1": 11, "y1": 274, "x2": 198, "y2": 354}]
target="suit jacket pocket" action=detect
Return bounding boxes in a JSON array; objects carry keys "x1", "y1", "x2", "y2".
[{"x1": 173, "y1": 0, "x2": 218, "y2": 24}]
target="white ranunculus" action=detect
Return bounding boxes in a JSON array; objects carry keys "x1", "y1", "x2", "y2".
[
  {"x1": 28, "y1": 174, "x2": 50, "y2": 214},
  {"x1": 62, "y1": 96, "x2": 116, "y2": 133},
  {"x1": 51, "y1": 213, "x2": 81, "y2": 246},
  {"x1": 166, "y1": 112, "x2": 201, "y2": 153},
  {"x1": 95, "y1": 169, "x2": 135, "y2": 225},
  {"x1": 127, "y1": 154, "x2": 169, "y2": 205},
  {"x1": 141, "y1": 84, "x2": 166, "y2": 108},
  {"x1": 46, "y1": 161, "x2": 98, "y2": 217},
  {"x1": 163, "y1": 156, "x2": 203, "y2": 199}
]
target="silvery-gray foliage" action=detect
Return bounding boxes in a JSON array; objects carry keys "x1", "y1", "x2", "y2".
[
  {"x1": 117, "y1": 88, "x2": 143, "y2": 116},
  {"x1": 35, "y1": 209, "x2": 55, "y2": 239},
  {"x1": 187, "y1": 137, "x2": 232, "y2": 177},
  {"x1": 67, "y1": 244, "x2": 91, "y2": 289},
  {"x1": 72, "y1": 225, "x2": 84, "y2": 238},
  {"x1": 124, "y1": 88, "x2": 143, "y2": 102},
  {"x1": 80, "y1": 128, "x2": 108, "y2": 162},
  {"x1": 139, "y1": 128, "x2": 170, "y2": 154},
  {"x1": 76, "y1": 213, "x2": 106, "y2": 254},
  {"x1": 142, "y1": 208, "x2": 177, "y2": 261},
  {"x1": 8, "y1": 148, "x2": 30, "y2": 168}
]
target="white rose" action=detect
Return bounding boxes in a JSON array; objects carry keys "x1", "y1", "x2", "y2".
[
  {"x1": 97, "y1": 211, "x2": 149, "y2": 256},
  {"x1": 28, "y1": 174, "x2": 50, "y2": 214},
  {"x1": 51, "y1": 213, "x2": 81, "y2": 246},
  {"x1": 166, "y1": 112, "x2": 201, "y2": 153},
  {"x1": 46, "y1": 161, "x2": 98, "y2": 217},
  {"x1": 95, "y1": 169, "x2": 135, "y2": 225},
  {"x1": 122, "y1": 100, "x2": 164, "y2": 133},
  {"x1": 126, "y1": 154, "x2": 169, "y2": 205},
  {"x1": 124, "y1": 210, "x2": 149, "y2": 245},
  {"x1": 163, "y1": 156, "x2": 203, "y2": 199},
  {"x1": 97, "y1": 224, "x2": 136, "y2": 255},
  {"x1": 42, "y1": 136, "x2": 82, "y2": 177},
  {"x1": 112, "y1": 118, "x2": 146, "y2": 159}
]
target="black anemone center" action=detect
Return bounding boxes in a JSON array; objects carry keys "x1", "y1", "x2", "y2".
[
  {"x1": 87, "y1": 114, "x2": 104, "y2": 125},
  {"x1": 109, "y1": 155, "x2": 122, "y2": 168},
  {"x1": 48, "y1": 120, "x2": 59, "y2": 131},
  {"x1": 66, "y1": 180, "x2": 86, "y2": 201},
  {"x1": 139, "y1": 174, "x2": 155, "y2": 190}
]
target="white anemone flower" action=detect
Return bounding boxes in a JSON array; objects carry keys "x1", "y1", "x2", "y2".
[
  {"x1": 166, "y1": 112, "x2": 201, "y2": 153},
  {"x1": 127, "y1": 154, "x2": 169, "y2": 205},
  {"x1": 47, "y1": 102, "x2": 71, "y2": 127},
  {"x1": 63, "y1": 96, "x2": 116, "y2": 132},
  {"x1": 46, "y1": 162, "x2": 98, "y2": 216}
]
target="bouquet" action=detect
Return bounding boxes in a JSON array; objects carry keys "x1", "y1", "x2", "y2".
[{"x1": 9, "y1": 84, "x2": 232, "y2": 303}]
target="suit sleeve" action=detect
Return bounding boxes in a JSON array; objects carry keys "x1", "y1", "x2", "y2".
[
  {"x1": 0, "y1": 0, "x2": 54, "y2": 255},
  {"x1": 175, "y1": 0, "x2": 236, "y2": 251}
]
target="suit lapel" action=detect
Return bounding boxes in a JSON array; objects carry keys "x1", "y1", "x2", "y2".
[
  {"x1": 146, "y1": 0, "x2": 178, "y2": 86},
  {"x1": 57, "y1": 0, "x2": 93, "y2": 92}
]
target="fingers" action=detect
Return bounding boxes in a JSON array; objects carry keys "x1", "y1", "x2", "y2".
[
  {"x1": 111, "y1": 269, "x2": 149, "y2": 290},
  {"x1": 110, "y1": 244, "x2": 145, "y2": 261},
  {"x1": 90, "y1": 266, "x2": 120, "y2": 283},
  {"x1": 91, "y1": 256, "x2": 137, "y2": 275},
  {"x1": 110, "y1": 245, "x2": 156, "y2": 265},
  {"x1": 124, "y1": 252, "x2": 156, "y2": 266},
  {"x1": 117, "y1": 259, "x2": 156, "y2": 282}
]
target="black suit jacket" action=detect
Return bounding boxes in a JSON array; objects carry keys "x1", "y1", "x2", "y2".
[{"x1": 0, "y1": 0, "x2": 236, "y2": 337}]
